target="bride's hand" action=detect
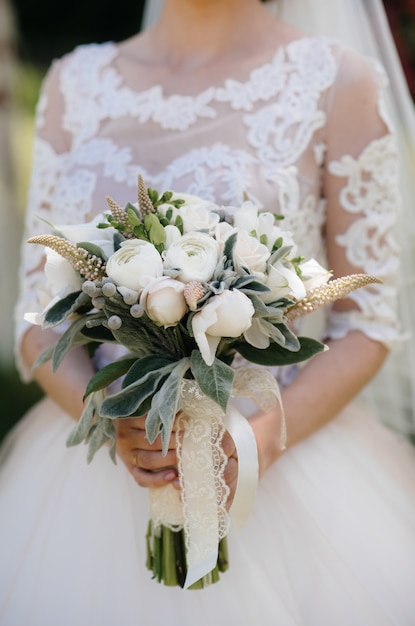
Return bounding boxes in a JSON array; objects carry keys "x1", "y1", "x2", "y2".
[
  {"x1": 116, "y1": 416, "x2": 239, "y2": 509},
  {"x1": 116, "y1": 415, "x2": 178, "y2": 487}
]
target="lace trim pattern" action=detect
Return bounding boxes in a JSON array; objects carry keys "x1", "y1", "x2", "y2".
[
  {"x1": 327, "y1": 134, "x2": 401, "y2": 343},
  {"x1": 148, "y1": 379, "x2": 230, "y2": 555},
  {"x1": 60, "y1": 37, "x2": 337, "y2": 135}
]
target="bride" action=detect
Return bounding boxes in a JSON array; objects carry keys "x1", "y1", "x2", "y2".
[{"x1": 1, "y1": 0, "x2": 415, "y2": 624}]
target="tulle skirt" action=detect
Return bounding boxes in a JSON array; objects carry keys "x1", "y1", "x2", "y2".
[{"x1": 1, "y1": 396, "x2": 415, "y2": 626}]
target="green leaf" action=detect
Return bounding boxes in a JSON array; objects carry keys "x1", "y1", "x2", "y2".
[
  {"x1": 234, "y1": 336, "x2": 326, "y2": 366},
  {"x1": 51, "y1": 316, "x2": 92, "y2": 372},
  {"x1": 66, "y1": 395, "x2": 96, "y2": 447},
  {"x1": 77, "y1": 241, "x2": 107, "y2": 261},
  {"x1": 80, "y1": 323, "x2": 117, "y2": 343},
  {"x1": 190, "y1": 350, "x2": 234, "y2": 413},
  {"x1": 83, "y1": 356, "x2": 139, "y2": 399},
  {"x1": 86, "y1": 417, "x2": 112, "y2": 464},
  {"x1": 145, "y1": 358, "x2": 191, "y2": 454},
  {"x1": 246, "y1": 293, "x2": 272, "y2": 317},
  {"x1": 127, "y1": 205, "x2": 142, "y2": 226},
  {"x1": 133, "y1": 223, "x2": 149, "y2": 240},
  {"x1": 32, "y1": 343, "x2": 55, "y2": 369},
  {"x1": 122, "y1": 355, "x2": 176, "y2": 388},
  {"x1": 44, "y1": 291, "x2": 83, "y2": 327},
  {"x1": 223, "y1": 232, "x2": 237, "y2": 262},
  {"x1": 100, "y1": 362, "x2": 177, "y2": 418},
  {"x1": 144, "y1": 213, "x2": 166, "y2": 247}
]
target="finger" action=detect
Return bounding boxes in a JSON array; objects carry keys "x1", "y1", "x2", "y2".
[
  {"x1": 226, "y1": 477, "x2": 238, "y2": 510},
  {"x1": 132, "y1": 448, "x2": 178, "y2": 472},
  {"x1": 224, "y1": 456, "x2": 238, "y2": 486},
  {"x1": 116, "y1": 423, "x2": 177, "y2": 452},
  {"x1": 221, "y1": 430, "x2": 237, "y2": 460},
  {"x1": 132, "y1": 466, "x2": 178, "y2": 488}
]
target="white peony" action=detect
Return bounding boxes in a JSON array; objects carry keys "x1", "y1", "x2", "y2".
[
  {"x1": 140, "y1": 277, "x2": 187, "y2": 327},
  {"x1": 44, "y1": 248, "x2": 83, "y2": 297},
  {"x1": 106, "y1": 240, "x2": 163, "y2": 292},
  {"x1": 192, "y1": 290, "x2": 255, "y2": 365},
  {"x1": 162, "y1": 232, "x2": 219, "y2": 283}
]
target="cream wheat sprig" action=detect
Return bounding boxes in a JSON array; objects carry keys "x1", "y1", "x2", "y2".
[
  {"x1": 27, "y1": 234, "x2": 106, "y2": 281},
  {"x1": 105, "y1": 196, "x2": 135, "y2": 239},
  {"x1": 137, "y1": 174, "x2": 156, "y2": 219},
  {"x1": 285, "y1": 274, "x2": 382, "y2": 321}
]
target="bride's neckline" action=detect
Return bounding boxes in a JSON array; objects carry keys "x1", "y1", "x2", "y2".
[{"x1": 101, "y1": 35, "x2": 333, "y2": 101}]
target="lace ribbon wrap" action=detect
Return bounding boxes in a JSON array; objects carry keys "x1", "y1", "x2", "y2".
[{"x1": 149, "y1": 367, "x2": 285, "y2": 588}]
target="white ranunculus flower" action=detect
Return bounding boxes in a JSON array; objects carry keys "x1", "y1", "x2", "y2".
[
  {"x1": 140, "y1": 277, "x2": 187, "y2": 327},
  {"x1": 106, "y1": 240, "x2": 163, "y2": 292},
  {"x1": 55, "y1": 212, "x2": 117, "y2": 258},
  {"x1": 192, "y1": 290, "x2": 255, "y2": 365},
  {"x1": 299, "y1": 258, "x2": 332, "y2": 292},
  {"x1": 162, "y1": 232, "x2": 219, "y2": 283},
  {"x1": 265, "y1": 261, "x2": 307, "y2": 302},
  {"x1": 179, "y1": 204, "x2": 220, "y2": 235}
]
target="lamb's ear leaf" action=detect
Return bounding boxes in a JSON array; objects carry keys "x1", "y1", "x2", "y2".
[
  {"x1": 43, "y1": 291, "x2": 85, "y2": 327},
  {"x1": 190, "y1": 350, "x2": 234, "y2": 414},
  {"x1": 145, "y1": 358, "x2": 191, "y2": 455},
  {"x1": 83, "y1": 356, "x2": 140, "y2": 400},
  {"x1": 234, "y1": 336, "x2": 326, "y2": 366},
  {"x1": 32, "y1": 344, "x2": 55, "y2": 369}
]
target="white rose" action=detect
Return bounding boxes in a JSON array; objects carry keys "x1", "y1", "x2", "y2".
[
  {"x1": 214, "y1": 221, "x2": 234, "y2": 251},
  {"x1": 299, "y1": 258, "x2": 332, "y2": 292},
  {"x1": 158, "y1": 193, "x2": 210, "y2": 219},
  {"x1": 265, "y1": 261, "x2": 306, "y2": 302},
  {"x1": 55, "y1": 212, "x2": 116, "y2": 258},
  {"x1": 163, "y1": 232, "x2": 219, "y2": 283},
  {"x1": 106, "y1": 240, "x2": 163, "y2": 292},
  {"x1": 192, "y1": 290, "x2": 255, "y2": 365},
  {"x1": 179, "y1": 204, "x2": 220, "y2": 235},
  {"x1": 140, "y1": 277, "x2": 187, "y2": 327},
  {"x1": 227, "y1": 228, "x2": 270, "y2": 276},
  {"x1": 232, "y1": 202, "x2": 259, "y2": 233}
]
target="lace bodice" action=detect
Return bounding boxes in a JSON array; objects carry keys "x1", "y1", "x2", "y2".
[{"x1": 15, "y1": 36, "x2": 401, "y2": 379}]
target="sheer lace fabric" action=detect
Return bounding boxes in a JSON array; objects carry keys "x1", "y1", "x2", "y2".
[{"x1": 15, "y1": 36, "x2": 401, "y2": 380}]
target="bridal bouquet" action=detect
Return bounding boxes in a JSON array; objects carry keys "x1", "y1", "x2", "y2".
[{"x1": 26, "y1": 175, "x2": 379, "y2": 589}]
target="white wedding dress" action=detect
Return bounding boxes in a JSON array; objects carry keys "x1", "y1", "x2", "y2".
[{"x1": 2, "y1": 35, "x2": 415, "y2": 626}]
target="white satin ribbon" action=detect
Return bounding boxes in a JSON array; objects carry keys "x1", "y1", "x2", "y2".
[{"x1": 224, "y1": 404, "x2": 259, "y2": 530}]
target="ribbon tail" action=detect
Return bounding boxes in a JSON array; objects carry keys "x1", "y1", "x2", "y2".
[
  {"x1": 225, "y1": 404, "x2": 259, "y2": 530},
  {"x1": 183, "y1": 552, "x2": 218, "y2": 589}
]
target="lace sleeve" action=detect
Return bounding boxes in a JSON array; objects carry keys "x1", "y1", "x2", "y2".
[
  {"x1": 322, "y1": 48, "x2": 401, "y2": 347},
  {"x1": 14, "y1": 57, "x2": 72, "y2": 381}
]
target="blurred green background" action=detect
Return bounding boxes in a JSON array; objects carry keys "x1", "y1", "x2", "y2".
[{"x1": 1, "y1": 0, "x2": 414, "y2": 443}]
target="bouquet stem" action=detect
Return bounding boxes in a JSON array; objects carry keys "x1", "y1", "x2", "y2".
[{"x1": 146, "y1": 520, "x2": 229, "y2": 589}]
